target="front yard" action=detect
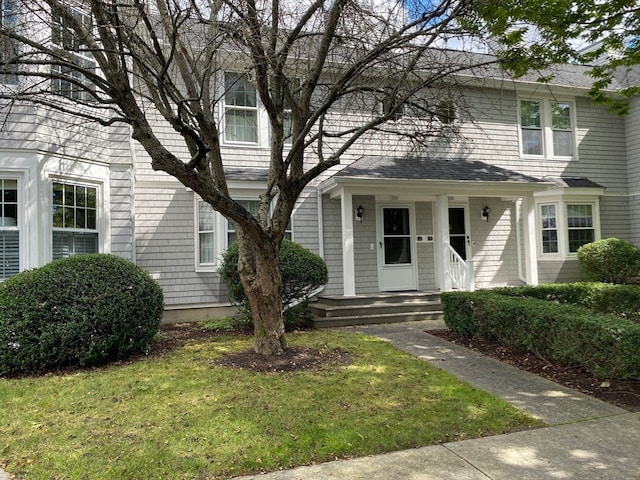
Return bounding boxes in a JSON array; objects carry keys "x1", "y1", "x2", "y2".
[{"x1": 0, "y1": 326, "x2": 541, "y2": 479}]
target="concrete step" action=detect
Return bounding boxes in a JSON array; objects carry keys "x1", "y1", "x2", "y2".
[
  {"x1": 310, "y1": 291, "x2": 443, "y2": 328},
  {"x1": 311, "y1": 310, "x2": 444, "y2": 328}
]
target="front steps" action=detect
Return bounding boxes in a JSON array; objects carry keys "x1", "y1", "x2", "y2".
[{"x1": 310, "y1": 291, "x2": 443, "y2": 328}]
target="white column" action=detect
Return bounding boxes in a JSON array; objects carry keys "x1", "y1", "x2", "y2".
[
  {"x1": 340, "y1": 189, "x2": 356, "y2": 296},
  {"x1": 435, "y1": 194, "x2": 450, "y2": 291},
  {"x1": 522, "y1": 193, "x2": 539, "y2": 286}
]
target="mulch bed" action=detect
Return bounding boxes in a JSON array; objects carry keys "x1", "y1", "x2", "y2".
[{"x1": 428, "y1": 329, "x2": 640, "y2": 412}]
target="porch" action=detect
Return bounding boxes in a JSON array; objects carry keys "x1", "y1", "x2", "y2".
[{"x1": 318, "y1": 156, "x2": 550, "y2": 296}]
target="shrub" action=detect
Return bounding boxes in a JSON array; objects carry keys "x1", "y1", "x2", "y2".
[
  {"x1": 441, "y1": 290, "x2": 640, "y2": 380},
  {"x1": 0, "y1": 254, "x2": 164, "y2": 376},
  {"x1": 577, "y1": 238, "x2": 640, "y2": 284},
  {"x1": 219, "y1": 240, "x2": 328, "y2": 328}
]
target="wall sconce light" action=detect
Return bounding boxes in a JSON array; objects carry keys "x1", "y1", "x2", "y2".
[
  {"x1": 482, "y1": 205, "x2": 491, "y2": 221},
  {"x1": 356, "y1": 205, "x2": 364, "y2": 222}
]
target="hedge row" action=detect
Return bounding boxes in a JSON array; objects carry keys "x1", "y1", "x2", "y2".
[
  {"x1": 494, "y1": 282, "x2": 640, "y2": 322},
  {"x1": 441, "y1": 290, "x2": 640, "y2": 380}
]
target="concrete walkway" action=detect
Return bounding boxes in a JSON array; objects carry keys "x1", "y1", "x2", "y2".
[{"x1": 236, "y1": 321, "x2": 640, "y2": 480}]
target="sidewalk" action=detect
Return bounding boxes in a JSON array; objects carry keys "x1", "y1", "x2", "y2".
[{"x1": 235, "y1": 321, "x2": 640, "y2": 480}]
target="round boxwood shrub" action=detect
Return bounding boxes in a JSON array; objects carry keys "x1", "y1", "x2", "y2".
[
  {"x1": 219, "y1": 239, "x2": 328, "y2": 328},
  {"x1": 0, "y1": 254, "x2": 164, "y2": 376},
  {"x1": 577, "y1": 238, "x2": 640, "y2": 284}
]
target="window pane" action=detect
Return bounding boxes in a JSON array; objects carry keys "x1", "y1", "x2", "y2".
[
  {"x1": 553, "y1": 130, "x2": 573, "y2": 157},
  {"x1": 552, "y1": 103, "x2": 571, "y2": 129},
  {"x1": 52, "y1": 231, "x2": 98, "y2": 259},
  {"x1": 225, "y1": 73, "x2": 256, "y2": 107},
  {"x1": 199, "y1": 232, "x2": 215, "y2": 264},
  {"x1": 225, "y1": 109, "x2": 258, "y2": 143},
  {"x1": 384, "y1": 237, "x2": 411, "y2": 264},
  {"x1": 567, "y1": 205, "x2": 592, "y2": 227},
  {"x1": 520, "y1": 100, "x2": 541, "y2": 127},
  {"x1": 522, "y1": 129, "x2": 542, "y2": 155},
  {"x1": 198, "y1": 201, "x2": 215, "y2": 231},
  {"x1": 542, "y1": 230, "x2": 558, "y2": 253},
  {"x1": 569, "y1": 229, "x2": 594, "y2": 253},
  {"x1": 383, "y1": 208, "x2": 410, "y2": 236}
]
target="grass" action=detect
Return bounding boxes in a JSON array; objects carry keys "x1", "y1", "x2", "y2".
[{"x1": 0, "y1": 329, "x2": 542, "y2": 479}]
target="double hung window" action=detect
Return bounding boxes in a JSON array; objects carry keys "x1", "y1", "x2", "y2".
[
  {"x1": 224, "y1": 72, "x2": 258, "y2": 143},
  {"x1": 196, "y1": 198, "x2": 293, "y2": 269},
  {"x1": 52, "y1": 181, "x2": 98, "y2": 259},
  {"x1": 519, "y1": 99, "x2": 574, "y2": 158},
  {"x1": 51, "y1": 4, "x2": 95, "y2": 101},
  {"x1": 538, "y1": 202, "x2": 596, "y2": 257}
]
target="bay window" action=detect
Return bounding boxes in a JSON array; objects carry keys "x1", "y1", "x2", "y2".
[
  {"x1": 538, "y1": 201, "x2": 597, "y2": 257},
  {"x1": 52, "y1": 181, "x2": 98, "y2": 259}
]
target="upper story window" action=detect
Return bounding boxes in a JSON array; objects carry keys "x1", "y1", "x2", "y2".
[
  {"x1": 0, "y1": 0, "x2": 18, "y2": 84},
  {"x1": 51, "y1": 4, "x2": 96, "y2": 101},
  {"x1": 519, "y1": 99, "x2": 574, "y2": 158},
  {"x1": 224, "y1": 72, "x2": 258, "y2": 144},
  {"x1": 0, "y1": 178, "x2": 19, "y2": 280},
  {"x1": 52, "y1": 181, "x2": 98, "y2": 259}
]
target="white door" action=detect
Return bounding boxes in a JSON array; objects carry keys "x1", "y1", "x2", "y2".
[{"x1": 378, "y1": 205, "x2": 417, "y2": 291}]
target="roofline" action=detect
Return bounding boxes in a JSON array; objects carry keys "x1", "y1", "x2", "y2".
[{"x1": 319, "y1": 175, "x2": 552, "y2": 198}]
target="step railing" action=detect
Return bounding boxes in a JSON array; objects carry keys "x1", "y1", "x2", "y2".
[{"x1": 445, "y1": 242, "x2": 475, "y2": 291}]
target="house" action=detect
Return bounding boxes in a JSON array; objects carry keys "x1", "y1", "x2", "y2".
[{"x1": 0, "y1": 4, "x2": 636, "y2": 321}]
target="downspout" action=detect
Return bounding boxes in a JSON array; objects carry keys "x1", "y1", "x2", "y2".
[
  {"x1": 515, "y1": 199, "x2": 526, "y2": 283},
  {"x1": 129, "y1": 126, "x2": 138, "y2": 264},
  {"x1": 317, "y1": 187, "x2": 324, "y2": 259}
]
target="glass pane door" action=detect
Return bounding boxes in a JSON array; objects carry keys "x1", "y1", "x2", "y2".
[{"x1": 383, "y1": 207, "x2": 412, "y2": 265}]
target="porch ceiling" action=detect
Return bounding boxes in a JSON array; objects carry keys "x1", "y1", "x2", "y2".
[{"x1": 319, "y1": 156, "x2": 551, "y2": 197}]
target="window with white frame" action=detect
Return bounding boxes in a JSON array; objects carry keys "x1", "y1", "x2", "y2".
[
  {"x1": 567, "y1": 204, "x2": 594, "y2": 252},
  {"x1": 0, "y1": 0, "x2": 18, "y2": 84},
  {"x1": 538, "y1": 201, "x2": 597, "y2": 257},
  {"x1": 519, "y1": 99, "x2": 574, "y2": 158},
  {"x1": 51, "y1": 3, "x2": 96, "y2": 101},
  {"x1": 52, "y1": 181, "x2": 98, "y2": 259},
  {"x1": 224, "y1": 72, "x2": 258, "y2": 143},
  {"x1": 0, "y1": 178, "x2": 19, "y2": 280},
  {"x1": 196, "y1": 198, "x2": 293, "y2": 269}
]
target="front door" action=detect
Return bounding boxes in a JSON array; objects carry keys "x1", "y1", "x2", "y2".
[
  {"x1": 378, "y1": 205, "x2": 417, "y2": 291},
  {"x1": 449, "y1": 207, "x2": 468, "y2": 259}
]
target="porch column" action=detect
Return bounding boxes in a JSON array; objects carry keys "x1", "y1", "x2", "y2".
[
  {"x1": 435, "y1": 194, "x2": 450, "y2": 291},
  {"x1": 522, "y1": 194, "x2": 539, "y2": 286},
  {"x1": 340, "y1": 189, "x2": 356, "y2": 296}
]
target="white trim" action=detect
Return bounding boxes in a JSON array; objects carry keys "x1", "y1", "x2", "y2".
[
  {"x1": 340, "y1": 189, "x2": 356, "y2": 296},
  {"x1": 517, "y1": 96, "x2": 578, "y2": 161}
]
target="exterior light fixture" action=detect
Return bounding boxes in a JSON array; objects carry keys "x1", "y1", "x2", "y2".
[
  {"x1": 482, "y1": 205, "x2": 491, "y2": 221},
  {"x1": 356, "y1": 205, "x2": 364, "y2": 222}
]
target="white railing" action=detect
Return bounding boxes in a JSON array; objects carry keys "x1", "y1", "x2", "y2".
[{"x1": 444, "y1": 242, "x2": 475, "y2": 291}]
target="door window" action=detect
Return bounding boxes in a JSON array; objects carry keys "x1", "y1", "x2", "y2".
[{"x1": 382, "y1": 207, "x2": 411, "y2": 264}]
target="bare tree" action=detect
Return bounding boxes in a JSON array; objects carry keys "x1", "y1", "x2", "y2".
[{"x1": 0, "y1": 0, "x2": 498, "y2": 355}]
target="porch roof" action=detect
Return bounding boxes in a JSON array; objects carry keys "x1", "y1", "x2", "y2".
[{"x1": 334, "y1": 156, "x2": 545, "y2": 184}]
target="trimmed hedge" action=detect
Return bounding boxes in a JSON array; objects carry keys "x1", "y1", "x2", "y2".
[
  {"x1": 494, "y1": 283, "x2": 640, "y2": 322},
  {"x1": 0, "y1": 254, "x2": 164, "y2": 376},
  {"x1": 219, "y1": 239, "x2": 328, "y2": 328},
  {"x1": 442, "y1": 290, "x2": 640, "y2": 380}
]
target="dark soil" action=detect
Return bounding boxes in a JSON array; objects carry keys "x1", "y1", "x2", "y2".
[
  {"x1": 156, "y1": 323, "x2": 353, "y2": 373},
  {"x1": 429, "y1": 329, "x2": 640, "y2": 412}
]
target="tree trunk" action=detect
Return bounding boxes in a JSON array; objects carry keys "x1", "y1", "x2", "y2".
[{"x1": 236, "y1": 231, "x2": 286, "y2": 355}]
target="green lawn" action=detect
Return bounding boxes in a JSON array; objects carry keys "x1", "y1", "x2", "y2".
[{"x1": 0, "y1": 329, "x2": 542, "y2": 479}]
